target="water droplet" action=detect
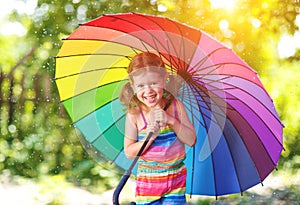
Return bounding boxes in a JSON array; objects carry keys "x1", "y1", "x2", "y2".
[{"x1": 8, "y1": 124, "x2": 17, "y2": 133}]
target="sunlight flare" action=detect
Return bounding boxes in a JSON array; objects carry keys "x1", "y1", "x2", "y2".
[{"x1": 209, "y1": 0, "x2": 236, "y2": 9}]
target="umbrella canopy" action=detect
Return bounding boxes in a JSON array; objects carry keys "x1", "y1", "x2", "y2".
[{"x1": 55, "y1": 12, "x2": 284, "y2": 197}]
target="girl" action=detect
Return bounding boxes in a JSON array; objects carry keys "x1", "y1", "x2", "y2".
[{"x1": 120, "y1": 52, "x2": 196, "y2": 205}]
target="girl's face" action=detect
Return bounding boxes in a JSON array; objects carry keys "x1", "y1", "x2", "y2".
[{"x1": 131, "y1": 71, "x2": 166, "y2": 109}]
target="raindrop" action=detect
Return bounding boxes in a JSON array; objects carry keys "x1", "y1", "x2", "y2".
[
  {"x1": 219, "y1": 19, "x2": 229, "y2": 30},
  {"x1": 65, "y1": 3, "x2": 74, "y2": 13},
  {"x1": 78, "y1": 4, "x2": 87, "y2": 14},
  {"x1": 236, "y1": 42, "x2": 245, "y2": 52},
  {"x1": 273, "y1": 191, "x2": 279, "y2": 198},
  {"x1": 150, "y1": 0, "x2": 157, "y2": 5},
  {"x1": 251, "y1": 18, "x2": 261, "y2": 28},
  {"x1": 8, "y1": 124, "x2": 17, "y2": 133},
  {"x1": 157, "y1": 4, "x2": 167, "y2": 12},
  {"x1": 0, "y1": 154, "x2": 5, "y2": 162}
]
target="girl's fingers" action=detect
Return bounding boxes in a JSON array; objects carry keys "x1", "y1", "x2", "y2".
[
  {"x1": 147, "y1": 123, "x2": 160, "y2": 136},
  {"x1": 149, "y1": 108, "x2": 167, "y2": 127}
]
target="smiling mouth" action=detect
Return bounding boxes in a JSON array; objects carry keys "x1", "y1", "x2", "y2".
[{"x1": 144, "y1": 94, "x2": 157, "y2": 103}]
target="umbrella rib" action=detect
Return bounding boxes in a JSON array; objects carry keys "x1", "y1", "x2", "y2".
[
  {"x1": 187, "y1": 48, "x2": 225, "y2": 76},
  {"x1": 188, "y1": 76, "x2": 281, "y2": 147},
  {"x1": 104, "y1": 13, "x2": 203, "y2": 71},
  {"x1": 200, "y1": 100, "x2": 244, "y2": 194},
  {"x1": 181, "y1": 83, "x2": 227, "y2": 127},
  {"x1": 188, "y1": 48, "x2": 223, "y2": 75},
  {"x1": 169, "y1": 17, "x2": 189, "y2": 71},
  {"x1": 191, "y1": 71, "x2": 283, "y2": 129},
  {"x1": 57, "y1": 37, "x2": 164, "y2": 65},
  {"x1": 214, "y1": 116, "x2": 245, "y2": 194},
  {"x1": 92, "y1": 14, "x2": 182, "y2": 70},
  {"x1": 189, "y1": 80, "x2": 275, "y2": 195},
  {"x1": 135, "y1": 13, "x2": 189, "y2": 71},
  {"x1": 188, "y1": 80, "x2": 231, "y2": 112},
  {"x1": 70, "y1": 96, "x2": 121, "y2": 126},
  {"x1": 189, "y1": 46, "x2": 256, "y2": 75},
  {"x1": 206, "y1": 79, "x2": 283, "y2": 144},
  {"x1": 56, "y1": 51, "x2": 131, "y2": 60},
  {"x1": 188, "y1": 83, "x2": 222, "y2": 196},
  {"x1": 110, "y1": 147, "x2": 125, "y2": 166},
  {"x1": 180, "y1": 85, "x2": 223, "y2": 196},
  {"x1": 192, "y1": 77, "x2": 283, "y2": 164},
  {"x1": 228, "y1": 93, "x2": 284, "y2": 157},
  {"x1": 91, "y1": 111, "x2": 126, "y2": 145},
  {"x1": 192, "y1": 84, "x2": 259, "y2": 196},
  {"x1": 136, "y1": 39, "x2": 180, "y2": 73},
  {"x1": 190, "y1": 61, "x2": 281, "y2": 124},
  {"x1": 186, "y1": 91, "x2": 231, "y2": 120},
  {"x1": 222, "y1": 94, "x2": 282, "y2": 185},
  {"x1": 181, "y1": 99, "x2": 205, "y2": 128},
  {"x1": 188, "y1": 49, "x2": 273, "y2": 103},
  {"x1": 60, "y1": 36, "x2": 155, "y2": 59},
  {"x1": 58, "y1": 79, "x2": 128, "y2": 104},
  {"x1": 233, "y1": 95, "x2": 283, "y2": 149},
  {"x1": 192, "y1": 62, "x2": 252, "y2": 79},
  {"x1": 90, "y1": 111, "x2": 126, "y2": 164},
  {"x1": 183, "y1": 83, "x2": 197, "y2": 195},
  {"x1": 223, "y1": 110, "x2": 265, "y2": 185},
  {"x1": 191, "y1": 87, "x2": 228, "y2": 127},
  {"x1": 54, "y1": 66, "x2": 127, "y2": 80},
  {"x1": 179, "y1": 82, "x2": 206, "y2": 128}
]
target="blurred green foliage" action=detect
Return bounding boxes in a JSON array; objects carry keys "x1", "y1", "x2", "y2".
[{"x1": 0, "y1": 0, "x2": 299, "y2": 193}]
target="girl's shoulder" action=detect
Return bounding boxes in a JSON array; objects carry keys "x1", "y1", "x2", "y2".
[
  {"x1": 170, "y1": 99, "x2": 186, "y2": 118},
  {"x1": 126, "y1": 106, "x2": 141, "y2": 122}
]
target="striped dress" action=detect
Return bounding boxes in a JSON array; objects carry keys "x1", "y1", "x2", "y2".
[{"x1": 136, "y1": 104, "x2": 187, "y2": 205}]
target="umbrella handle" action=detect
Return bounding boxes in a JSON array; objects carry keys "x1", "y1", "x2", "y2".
[
  {"x1": 112, "y1": 132, "x2": 154, "y2": 205},
  {"x1": 113, "y1": 101, "x2": 171, "y2": 204}
]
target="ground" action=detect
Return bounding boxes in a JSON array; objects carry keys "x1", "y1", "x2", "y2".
[{"x1": 0, "y1": 169, "x2": 299, "y2": 205}]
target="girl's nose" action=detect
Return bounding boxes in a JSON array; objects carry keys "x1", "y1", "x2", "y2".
[{"x1": 144, "y1": 85, "x2": 154, "y2": 91}]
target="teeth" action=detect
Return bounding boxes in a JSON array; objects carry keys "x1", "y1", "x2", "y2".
[
  {"x1": 145, "y1": 95, "x2": 155, "y2": 99},
  {"x1": 144, "y1": 95, "x2": 156, "y2": 103}
]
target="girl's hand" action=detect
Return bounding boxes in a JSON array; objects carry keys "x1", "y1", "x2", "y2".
[
  {"x1": 149, "y1": 108, "x2": 167, "y2": 127},
  {"x1": 146, "y1": 122, "x2": 160, "y2": 136}
]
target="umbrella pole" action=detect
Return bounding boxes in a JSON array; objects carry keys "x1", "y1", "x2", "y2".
[
  {"x1": 112, "y1": 132, "x2": 154, "y2": 205},
  {"x1": 113, "y1": 101, "x2": 171, "y2": 204}
]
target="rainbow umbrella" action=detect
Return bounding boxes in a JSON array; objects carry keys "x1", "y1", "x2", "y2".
[{"x1": 55, "y1": 13, "x2": 284, "y2": 199}]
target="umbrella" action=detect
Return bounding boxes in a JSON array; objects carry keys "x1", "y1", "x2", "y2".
[{"x1": 55, "y1": 12, "x2": 284, "y2": 201}]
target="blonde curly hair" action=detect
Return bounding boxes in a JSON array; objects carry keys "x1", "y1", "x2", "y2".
[{"x1": 119, "y1": 52, "x2": 180, "y2": 112}]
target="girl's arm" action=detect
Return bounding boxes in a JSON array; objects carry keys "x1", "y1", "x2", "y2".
[
  {"x1": 167, "y1": 100, "x2": 196, "y2": 147},
  {"x1": 123, "y1": 113, "x2": 158, "y2": 159}
]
